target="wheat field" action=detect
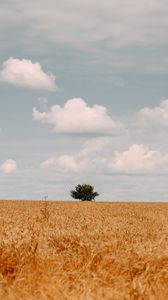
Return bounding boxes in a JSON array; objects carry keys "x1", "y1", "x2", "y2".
[{"x1": 1, "y1": 201, "x2": 168, "y2": 300}]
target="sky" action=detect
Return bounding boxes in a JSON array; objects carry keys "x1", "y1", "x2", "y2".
[{"x1": 1, "y1": 0, "x2": 168, "y2": 201}]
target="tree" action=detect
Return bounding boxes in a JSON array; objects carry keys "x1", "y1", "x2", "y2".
[{"x1": 70, "y1": 184, "x2": 99, "y2": 201}]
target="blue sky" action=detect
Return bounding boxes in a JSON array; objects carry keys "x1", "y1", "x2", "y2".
[{"x1": 1, "y1": 0, "x2": 168, "y2": 200}]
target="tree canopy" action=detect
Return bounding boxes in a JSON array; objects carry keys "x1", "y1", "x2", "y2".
[{"x1": 70, "y1": 184, "x2": 99, "y2": 201}]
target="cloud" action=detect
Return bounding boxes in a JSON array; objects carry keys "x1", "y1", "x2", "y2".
[
  {"x1": 111, "y1": 144, "x2": 168, "y2": 174},
  {"x1": 40, "y1": 136, "x2": 109, "y2": 173},
  {"x1": 57, "y1": 155, "x2": 78, "y2": 172},
  {"x1": 84, "y1": 143, "x2": 168, "y2": 174},
  {"x1": 41, "y1": 142, "x2": 168, "y2": 175},
  {"x1": 41, "y1": 155, "x2": 79, "y2": 172},
  {"x1": 14, "y1": 0, "x2": 168, "y2": 49},
  {"x1": 138, "y1": 99, "x2": 168, "y2": 128},
  {"x1": 41, "y1": 153, "x2": 106, "y2": 174},
  {"x1": 1, "y1": 159, "x2": 17, "y2": 174},
  {"x1": 1, "y1": 1, "x2": 168, "y2": 75},
  {"x1": 33, "y1": 98, "x2": 124, "y2": 135},
  {"x1": 0, "y1": 58, "x2": 57, "y2": 91},
  {"x1": 41, "y1": 158, "x2": 55, "y2": 169},
  {"x1": 79, "y1": 137, "x2": 111, "y2": 156}
]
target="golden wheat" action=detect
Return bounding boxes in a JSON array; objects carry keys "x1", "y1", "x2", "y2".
[{"x1": 1, "y1": 200, "x2": 168, "y2": 299}]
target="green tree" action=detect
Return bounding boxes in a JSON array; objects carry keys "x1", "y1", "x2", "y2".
[{"x1": 70, "y1": 184, "x2": 99, "y2": 201}]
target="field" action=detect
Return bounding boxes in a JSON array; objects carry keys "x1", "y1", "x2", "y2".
[{"x1": 1, "y1": 201, "x2": 168, "y2": 299}]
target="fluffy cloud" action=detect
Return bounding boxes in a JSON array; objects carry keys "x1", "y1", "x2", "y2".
[
  {"x1": 40, "y1": 136, "x2": 109, "y2": 173},
  {"x1": 33, "y1": 98, "x2": 124, "y2": 135},
  {"x1": 41, "y1": 143, "x2": 168, "y2": 175},
  {"x1": 112, "y1": 144, "x2": 168, "y2": 173},
  {"x1": 0, "y1": 58, "x2": 57, "y2": 91},
  {"x1": 138, "y1": 100, "x2": 168, "y2": 128},
  {"x1": 41, "y1": 154, "x2": 106, "y2": 174},
  {"x1": 1, "y1": 159, "x2": 17, "y2": 174}
]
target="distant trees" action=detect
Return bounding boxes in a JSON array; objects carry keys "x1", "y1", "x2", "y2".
[{"x1": 70, "y1": 184, "x2": 99, "y2": 201}]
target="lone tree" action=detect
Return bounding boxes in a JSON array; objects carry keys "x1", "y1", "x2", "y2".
[{"x1": 70, "y1": 184, "x2": 99, "y2": 201}]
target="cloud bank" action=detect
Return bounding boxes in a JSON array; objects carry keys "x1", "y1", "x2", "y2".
[
  {"x1": 1, "y1": 1, "x2": 168, "y2": 76},
  {"x1": 41, "y1": 143, "x2": 168, "y2": 175},
  {"x1": 0, "y1": 58, "x2": 57, "y2": 91},
  {"x1": 13, "y1": 0, "x2": 168, "y2": 49}
]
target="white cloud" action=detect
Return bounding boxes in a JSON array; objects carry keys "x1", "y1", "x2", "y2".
[
  {"x1": 111, "y1": 144, "x2": 168, "y2": 174},
  {"x1": 41, "y1": 143, "x2": 168, "y2": 175},
  {"x1": 79, "y1": 137, "x2": 111, "y2": 156},
  {"x1": 41, "y1": 153, "x2": 107, "y2": 174},
  {"x1": 1, "y1": 159, "x2": 17, "y2": 174},
  {"x1": 0, "y1": 58, "x2": 57, "y2": 91},
  {"x1": 41, "y1": 154, "x2": 79, "y2": 172},
  {"x1": 40, "y1": 136, "x2": 109, "y2": 173},
  {"x1": 33, "y1": 98, "x2": 124, "y2": 135},
  {"x1": 138, "y1": 99, "x2": 168, "y2": 128},
  {"x1": 57, "y1": 155, "x2": 78, "y2": 172}
]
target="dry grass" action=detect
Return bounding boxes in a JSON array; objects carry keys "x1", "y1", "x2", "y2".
[{"x1": 1, "y1": 201, "x2": 168, "y2": 299}]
